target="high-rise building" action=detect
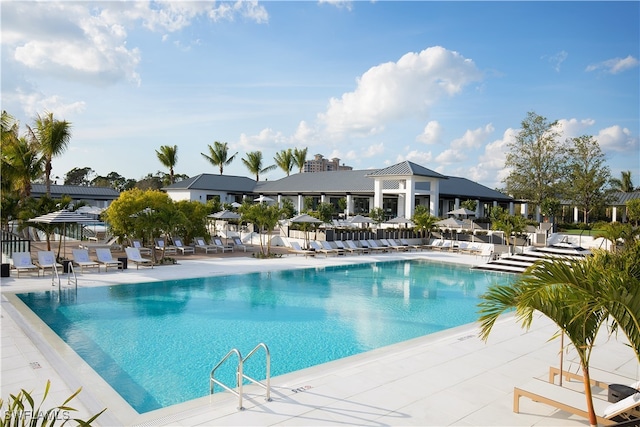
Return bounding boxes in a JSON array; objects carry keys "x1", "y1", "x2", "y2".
[{"x1": 303, "y1": 154, "x2": 353, "y2": 173}]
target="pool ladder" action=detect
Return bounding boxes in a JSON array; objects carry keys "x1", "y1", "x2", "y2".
[{"x1": 210, "y1": 342, "x2": 271, "y2": 410}]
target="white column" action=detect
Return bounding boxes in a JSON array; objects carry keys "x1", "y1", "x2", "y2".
[
  {"x1": 612, "y1": 206, "x2": 618, "y2": 223},
  {"x1": 454, "y1": 198, "x2": 460, "y2": 210},
  {"x1": 346, "y1": 194, "x2": 353, "y2": 216},
  {"x1": 429, "y1": 179, "x2": 439, "y2": 217},
  {"x1": 573, "y1": 206, "x2": 579, "y2": 223},
  {"x1": 521, "y1": 203, "x2": 528, "y2": 217},
  {"x1": 297, "y1": 194, "x2": 304, "y2": 214},
  {"x1": 476, "y1": 199, "x2": 481, "y2": 217},
  {"x1": 509, "y1": 202, "x2": 514, "y2": 215},
  {"x1": 374, "y1": 179, "x2": 383, "y2": 209},
  {"x1": 405, "y1": 177, "x2": 415, "y2": 219}
]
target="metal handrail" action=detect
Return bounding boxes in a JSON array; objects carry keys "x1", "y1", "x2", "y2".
[
  {"x1": 210, "y1": 348, "x2": 244, "y2": 410},
  {"x1": 67, "y1": 261, "x2": 78, "y2": 291},
  {"x1": 241, "y1": 343, "x2": 271, "y2": 403},
  {"x1": 209, "y1": 343, "x2": 271, "y2": 411}
]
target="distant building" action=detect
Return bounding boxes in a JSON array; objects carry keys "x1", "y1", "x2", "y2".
[{"x1": 303, "y1": 154, "x2": 352, "y2": 173}]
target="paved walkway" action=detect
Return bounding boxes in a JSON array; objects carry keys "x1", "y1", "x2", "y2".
[{"x1": 2, "y1": 248, "x2": 638, "y2": 426}]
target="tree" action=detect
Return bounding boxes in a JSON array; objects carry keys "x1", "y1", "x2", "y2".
[
  {"x1": 593, "y1": 222, "x2": 634, "y2": 253},
  {"x1": 293, "y1": 147, "x2": 308, "y2": 173},
  {"x1": 28, "y1": 112, "x2": 72, "y2": 196},
  {"x1": 504, "y1": 112, "x2": 567, "y2": 218},
  {"x1": 479, "y1": 242, "x2": 640, "y2": 427},
  {"x1": 274, "y1": 149, "x2": 294, "y2": 176},
  {"x1": 135, "y1": 172, "x2": 165, "y2": 190},
  {"x1": 64, "y1": 167, "x2": 94, "y2": 186},
  {"x1": 627, "y1": 199, "x2": 640, "y2": 226},
  {"x1": 242, "y1": 151, "x2": 276, "y2": 181},
  {"x1": 412, "y1": 205, "x2": 439, "y2": 241},
  {"x1": 460, "y1": 199, "x2": 477, "y2": 211},
  {"x1": 564, "y1": 135, "x2": 611, "y2": 224},
  {"x1": 156, "y1": 145, "x2": 178, "y2": 184},
  {"x1": 540, "y1": 197, "x2": 561, "y2": 224},
  {"x1": 490, "y1": 206, "x2": 527, "y2": 254},
  {"x1": 91, "y1": 171, "x2": 136, "y2": 191},
  {"x1": 2, "y1": 136, "x2": 44, "y2": 199},
  {"x1": 369, "y1": 207, "x2": 385, "y2": 225},
  {"x1": 201, "y1": 141, "x2": 237, "y2": 175},
  {"x1": 239, "y1": 202, "x2": 284, "y2": 257},
  {"x1": 610, "y1": 170, "x2": 635, "y2": 192},
  {"x1": 316, "y1": 202, "x2": 335, "y2": 224}
]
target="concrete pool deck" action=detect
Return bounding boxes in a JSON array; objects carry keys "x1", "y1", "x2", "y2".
[{"x1": 2, "y1": 249, "x2": 638, "y2": 426}]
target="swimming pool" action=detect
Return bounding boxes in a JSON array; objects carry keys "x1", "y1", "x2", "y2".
[{"x1": 17, "y1": 259, "x2": 513, "y2": 414}]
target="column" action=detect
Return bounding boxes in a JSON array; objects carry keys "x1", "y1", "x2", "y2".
[
  {"x1": 405, "y1": 177, "x2": 415, "y2": 219},
  {"x1": 429, "y1": 179, "x2": 439, "y2": 217},
  {"x1": 573, "y1": 206, "x2": 579, "y2": 223},
  {"x1": 374, "y1": 179, "x2": 383, "y2": 209},
  {"x1": 297, "y1": 194, "x2": 304, "y2": 214},
  {"x1": 612, "y1": 206, "x2": 618, "y2": 223}
]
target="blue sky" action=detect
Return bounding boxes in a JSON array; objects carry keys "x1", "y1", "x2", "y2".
[{"x1": 2, "y1": 1, "x2": 639, "y2": 190}]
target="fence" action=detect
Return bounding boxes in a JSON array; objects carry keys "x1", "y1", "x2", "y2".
[{"x1": 1, "y1": 230, "x2": 31, "y2": 260}]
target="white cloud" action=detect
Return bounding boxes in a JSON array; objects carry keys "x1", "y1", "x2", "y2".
[
  {"x1": 542, "y1": 50, "x2": 568, "y2": 72},
  {"x1": 595, "y1": 125, "x2": 638, "y2": 152},
  {"x1": 451, "y1": 123, "x2": 494, "y2": 149},
  {"x1": 435, "y1": 148, "x2": 465, "y2": 164},
  {"x1": 396, "y1": 150, "x2": 433, "y2": 165},
  {"x1": 557, "y1": 118, "x2": 596, "y2": 138},
  {"x1": 318, "y1": 46, "x2": 482, "y2": 137},
  {"x1": 416, "y1": 121, "x2": 442, "y2": 144},
  {"x1": 586, "y1": 55, "x2": 639, "y2": 74},
  {"x1": 17, "y1": 92, "x2": 87, "y2": 119},
  {"x1": 237, "y1": 128, "x2": 287, "y2": 151}
]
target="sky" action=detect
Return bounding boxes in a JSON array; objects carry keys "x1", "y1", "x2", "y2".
[{"x1": 2, "y1": 1, "x2": 639, "y2": 191}]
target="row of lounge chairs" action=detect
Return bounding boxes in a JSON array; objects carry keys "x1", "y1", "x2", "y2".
[
  {"x1": 153, "y1": 236, "x2": 248, "y2": 255},
  {"x1": 287, "y1": 239, "x2": 493, "y2": 258}
]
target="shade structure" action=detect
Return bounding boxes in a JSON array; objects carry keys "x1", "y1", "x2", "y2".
[
  {"x1": 254, "y1": 195, "x2": 274, "y2": 203},
  {"x1": 349, "y1": 214, "x2": 375, "y2": 224},
  {"x1": 447, "y1": 207, "x2": 476, "y2": 217},
  {"x1": 29, "y1": 209, "x2": 99, "y2": 254},
  {"x1": 435, "y1": 217, "x2": 464, "y2": 229},
  {"x1": 209, "y1": 210, "x2": 241, "y2": 220},
  {"x1": 386, "y1": 216, "x2": 414, "y2": 227},
  {"x1": 230, "y1": 202, "x2": 242, "y2": 208},
  {"x1": 290, "y1": 214, "x2": 323, "y2": 224}
]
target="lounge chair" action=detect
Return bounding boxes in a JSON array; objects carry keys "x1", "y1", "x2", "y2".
[
  {"x1": 95, "y1": 248, "x2": 123, "y2": 271},
  {"x1": 380, "y1": 239, "x2": 407, "y2": 251},
  {"x1": 423, "y1": 239, "x2": 444, "y2": 250},
  {"x1": 288, "y1": 241, "x2": 315, "y2": 257},
  {"x1": 336, "y1": 240, "x2": 364, "y2": 255},
  {"x1": 346, "y1": 240, "x2": 369, "y2": 254},
  {"x1": 71, "y1": 249, "x2": 100, "y2": 273},
  {"x1": 36, "y1": 251, "x2": 63, "y2": 275},
  {"x1": 130, "y1": 239, "x2": 153, "y2": 256},
  {"x1": 432, "y1": 240, "x2": 452, "y2": 251},
  {"x1": 213, "y1": 237, "x2": 234, "y2": 253},
  {"x1": 366, "y1": 239, "x2": 387, "y2": 252},
  {"x1": 399, "y1": 238, "x2": 422, "y2": 251},
  {"x1": 549, "y1": 365, "x2": 639, "y2": 390},
  {"x1": 11, "y1": 252, "x2": 39, "y2": 277},
  {"x1": 231, "y1": 236, "x2": 248, "y2": 252},
  {"x1": 193, "y1": 237, "x2": 218, "y2": 254},
  {"x1": 154, "y1": 238, "x2": 177, "y2": 255},
  {"x1": 311, "y1": 241, "x2": 344, "y2": 256},
  {"x1": 513, "y1": 378, "x2": 640, "y2": 425},
  {"x1": 172, "y1": 236, "x2": 195, "y2": 255},
  {"x1": 125, "y1": 247, "x2": 154, "y2": 269},
  {"x1": 79, "y1": 236, "x2": 122, "y2": 252}
]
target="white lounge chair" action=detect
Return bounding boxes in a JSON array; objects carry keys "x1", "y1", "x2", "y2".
[
  {"x1": 130, "y1": 239, "x2": 152, "y2": 256},
  {"x1": 95, "y1": 248, "x2": 123, "y2": 271},
  {"x1": 172, "y1": 236, "x2": 195, "y2": 255},
  {"x1": 154, "y1": 238, "x2": 177, "y2": 255},
  {"x1": 231, "y1": 236, "x2": 248, "y2": 252},
  {"x1": 79, "y1": 236, "x2": 122, "y2": 252},
  {"x1": 11, "y1": 252, "x2": 39, "y2": 277},
  {"x1": 514, "y1": 378, "x2": 640, "y2": 425},
  {"x1": 321, "y1": 241, "x2": 345, "y2": 256},
  {"x1": 71, "y1": 249, "x2": 100, "y2": 273},
  {"x1": 194, "y1": 237, "x2": 218, "y2": 254},
  {"x1": 288, "y1": 241, "x2": 314, "y2": 257},
  {"x1": 125, "y1": 247, "x2": 154, "y2": 269},
  {"x1": 213, "y1": 237, "x2": 234, "y2": 253},
  {"x1": 335, "y1": 240, "x2": 364, "y2": 255},
  {"x1": 366, "y1": 239, "x2": 387, "y2": 252},
  {"x1": 346, "y1": 240, "x2": 369, "y2": 254},
  {"x1": 36, "y1": 251, "x2": 63, "y2": 275}
]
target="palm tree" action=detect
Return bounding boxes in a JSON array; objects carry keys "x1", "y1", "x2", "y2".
[
  {"x1": 28, "y1": 112, "x2": 72, "y2": 196},
  {"x1": 593, "y1": 222, "x2": 633, "y2": 253},
  {"x1": 412, "y1": 206, "x2": 439, "y2": 242},
  {"x1": 156, "y1": 145, "x2": 178, "y2": 184},
  {"x1": 2, "y1": 136, "x2": 44, "y2": 199},
  {"x1": 242, "y1": 151, "x2": 276, "y2": 181},
  {"x1": 293, "y1": 147, "x2": 308, "y2": 173},
  {"x1": 274, "y1": 149, "x2": 294, "y2": 176},
  {"x1": 610, "y1": 171, "x2": 635, "y2": 192},
  {"x1": 201, "y1": 141, "x2": 237, "y2": 175},
  {"x1": 478, "y1": 260, "x2": 608, "y2": 427}
]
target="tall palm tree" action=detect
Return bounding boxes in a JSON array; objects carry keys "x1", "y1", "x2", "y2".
[
  {"x1": 28, "y1": 112, "x2": 72, "y2": 196},
  {"x1": 293, "y1": 147, "x2": 308, "y2": 173},
  {"x1": 201, "y1": 141, "x2": 237, "y2": 175},
  {"x1": 242, "y1": 151, "x2": 276, "y2": 181},
  {"x1": 156, "y1": 145, "x2": 178, "y2": 184},
  {"x1": 274, "y1": 148, "x2": 294, "y2": 176},
  {"x1": 2, "y1": 136, "x2": 44, "y2": 199},
  {"x1": 610, "y1": 171, "x2": 635, "y2": 192}
]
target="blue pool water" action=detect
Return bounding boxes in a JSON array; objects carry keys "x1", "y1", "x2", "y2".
[{"x1": 17, "y1": 260, "x2": 513, "y2": 413}]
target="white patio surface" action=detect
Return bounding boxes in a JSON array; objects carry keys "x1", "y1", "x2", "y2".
[{"x1": 2, "y1": 250, "x2": 638, "y2": 426}]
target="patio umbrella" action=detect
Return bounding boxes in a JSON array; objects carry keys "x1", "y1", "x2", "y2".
[
  {"x1": 29, "y1": 209, "x2": 99, "y2": 256},
  {"x1": 447, "y1": 207, "x2": 476, "y2": 217},
  {"x1": 386, "y1": 216, "x2": 414, "y2": 228},
  {"x1": 209, "y1": 210, "x2": 241, "y2": 241},
  {"x1": 290, "y1": 214, "x2": 323, "y2": 248},
  {"x1": 435, "y1": 218, "x2": 464, "y2": 239},
  {"x1": 254, "y1": 195, "x2": 274, "y2": 203},
  {"x1": 349, "y1": 214, "x2": 375, "y2": 227}
]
